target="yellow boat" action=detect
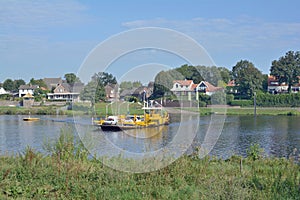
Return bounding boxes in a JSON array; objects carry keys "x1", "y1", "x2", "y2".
[
  {"x1": 23, "y1": 117, "x2": 40, "y2": 121},
  {"x1": 97, "y1": 102, "x2": 169, "y2": 131}
]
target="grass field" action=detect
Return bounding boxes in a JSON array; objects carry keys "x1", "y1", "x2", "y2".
[
  {"x1": 181, "y1": 107, "x2": 300, "y2": 116},
  {"x1": 0, "y1": 128, "x2": 299, "y2": 199}
]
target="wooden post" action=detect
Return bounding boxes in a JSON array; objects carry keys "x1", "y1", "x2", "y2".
[{"x1": 254, "y1": 92, "x2": 257, "y2": 116}]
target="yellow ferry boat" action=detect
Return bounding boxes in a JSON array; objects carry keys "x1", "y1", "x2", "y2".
[{"x1": 97, "y1": 102, "x2": 169, "y2": 131}]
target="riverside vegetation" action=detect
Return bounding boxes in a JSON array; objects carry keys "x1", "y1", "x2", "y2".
[
  {"x1": 0, "y1": 127, "x2": 299, "y2": 199},
  {"x1": 1, "y1": 102, "x2": 300, "y2": 117}
]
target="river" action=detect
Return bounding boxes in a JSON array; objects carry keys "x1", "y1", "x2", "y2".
[{"x1": 0, "y1": 115, "x2": 299, "y2": 159}]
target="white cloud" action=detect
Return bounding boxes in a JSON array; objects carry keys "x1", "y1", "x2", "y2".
[
  {"x1": 0, "y1": 0, "x2": 89, "y2": 33},
  {"x1": 122, "y1": 17, "x2": 300, "y2": 51}
]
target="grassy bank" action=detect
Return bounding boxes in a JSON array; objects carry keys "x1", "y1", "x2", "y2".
[
  {"x1": 0, "y1": 129, "x2": 299, "y2": 199},
  {"x1": 1, "y1": 103, "x2": 300, "y2": 116},
  {"x1": 190, "y1": 107, "x2": 300, "y2": 116},
  {"x1": 0, "y1": 106, "x2": 80, "y2": 116}
]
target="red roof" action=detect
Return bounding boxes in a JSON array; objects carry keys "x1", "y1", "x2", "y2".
[
  {"x1": 191, "y1": 84, "x2": 198, "y2": 90},
  {"x1": 203, "y1": 81, "x2": 223, "y2": 92},
  {"x1": 268, "y1": 75, "x2": 288, "y2": 86},
  {"x1": 227, "y1": 80, "x2": 236, "y2": 87},
  {"x1": 173, "y1": 80, "x2": 193, "y2": 86}
]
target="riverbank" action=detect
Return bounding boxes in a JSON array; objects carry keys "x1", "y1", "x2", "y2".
[
  {"x1": 180, "y1": 107, "x2": 300, "y2": 116},
  {"x1": 0, "y1": 148, "x2": 299, "y2": 199},
  {"x1": 1, "y1": 104, "x2": 300, "y2": 116}
]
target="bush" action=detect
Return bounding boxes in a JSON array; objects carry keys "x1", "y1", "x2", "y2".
[
  {"x1": 230, "y1": 100, "x2": 253, "y2": 107},
  {"x1": 226, "y1": 94, "x2": 234, "y2": 104},
  {"x1": 246, "y1": 143, "x2": 264, "y2": 160},
  {"x1": 255, "y1": 93, "x2": 300, "y2": 107},
  {"x1": 198, "y1": 101, "x2": 207, "y2": 107}
]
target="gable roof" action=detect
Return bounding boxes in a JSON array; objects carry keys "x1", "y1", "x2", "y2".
[
  {"x1": 198, "y1": 81, "x2": 223, "y2": 92},
  {"x1": 43, "y1": 78, "x2": 62, "y2": 89},
  {"x1": 19, "y1": 85, "x2": 39, "y2": 90},
  {"x1": 227, "y1": 80, "x2": 236, "y2": 87},
  {"x1": 23, "y1": 93, "x2": 34, "y2": 98},
  {"x1": 173, "y1": 80, "x2": 193, "y2": 86}
]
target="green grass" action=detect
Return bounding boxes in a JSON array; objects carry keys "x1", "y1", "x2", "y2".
[
  {"x1": 0, "y1": 128, "x2": 299, "y2": 199},
  {"x1": 1, "y1": 103, "x2": 300, "y2": 117},
  {"x1": 181, "y1": 107, "x2": 300, "y2": 116}
]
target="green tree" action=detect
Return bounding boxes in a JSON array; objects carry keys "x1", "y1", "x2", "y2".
[
  {"x1": 13, "y1": 79, "x2": 25, "y2": 91},
  {"x1": 29, "y1": 78, "x2": 47, "y2": 88},
  {"x1": 80, "y1": 72, "x2": 116, "y2": 106},
  {"x1": 3, "y1": 79, "x2": 14, "y2": 92},
  {"x1": 232, "y1": 60, "x2": 263, "y2": 97},
  {"x1": 218, "y1": 67, "x2": 232, "y2": 83},
  {"x1": 270, "y1": 51, "x2": 300, "y2": 93},
  {"x1": 176, "y1": 64, "x2": 203, "y2": 83},
  {"x1": 120, "y1": 81, "x2": 142, "y2": 91},
  {"x1": 64, "y1": 73, "x2": 81, "y2": 84},
  {"x1": 132, "y1": 81, "x2": 142, "y2": 88}
]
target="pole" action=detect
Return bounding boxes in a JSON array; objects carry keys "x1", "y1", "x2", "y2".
[{"x1": 254, "y1": 92, "x2": 257, "y2": 116}]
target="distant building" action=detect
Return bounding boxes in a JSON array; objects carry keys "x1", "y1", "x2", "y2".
[
  {"x1": 119, "y1": 82, "x2": 154, "y2": 101},
  {"x1": 170, "y1": 79, "x2": 222, "y2": 98},
  {"x1": 43, "y1": 77, "x2": 62, "y2": 91},
  {"x1": 267, "y1": 75, "x2": 300, "y2": 94},
  {"x1": 22, "y1": 93, "x2": 34, "y2": 108},
  {"x1": 18, "y1": 85, "x2": 39, "y2": 97},
  {"x1": 226, "y1": 80, "x2": 238, "y2": 94},
  {"x1": 47, "y1": 82, "x2": 84, "y2": 102},
  {"x1": 0, "y1": 87, "x2": 8, "y2": 95},
  {"x1": 105, "y1": 84, "x2": 119, "y2": 102}
]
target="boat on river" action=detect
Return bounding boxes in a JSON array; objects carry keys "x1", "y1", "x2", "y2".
[
  {"x1": 23, "y1": 117, "x2": 40, "y2": 121},
  {"x1": 23, "y1": 112, "x2": 40, "y2": 121},
  {"x1": 96, "y1": 102, "x2": 169, "y2": 131}
]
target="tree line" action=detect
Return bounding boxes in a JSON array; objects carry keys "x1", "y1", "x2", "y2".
[{"x1": 152, "y1": 50, "x2": 300, "y2": 100}]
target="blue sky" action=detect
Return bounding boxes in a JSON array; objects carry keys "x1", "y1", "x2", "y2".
[{"x1": 1, "y1": 0, "x2": 300, "y2": 84}]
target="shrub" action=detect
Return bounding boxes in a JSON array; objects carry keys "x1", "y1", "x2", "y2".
[
  {"x1": 230, "y1": 100, "x2": 253, "y2": 107},
  {"x1": 246, "y1": 143, "x2": 264, "y2": 161},
  {"x1": 198, "y1": 101, "x2": 207, "y2": 107}
]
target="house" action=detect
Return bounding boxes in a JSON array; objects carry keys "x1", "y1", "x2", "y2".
[
  {"x1": 18, "y1": 84, "x2": 39, "y2": 97},
  {"x1": 105, "y1": 84, "x2": 119, "y2": 101},
  {"x1": 0, "y1": 87, "x2": 8, "y2": 95},
  {"x1": 195, "y1": 81, "x2": 223, "y2": 96},
  {"x1": 119, "y1": 82, "x2": 154, "y2": 101},
  {"x1": 43, "y1": 77, "x2": 62, "y2": 90},
  {"x1": 170, "y1": 79, "x2": 222, "y2": 98},
  {"x1": 47, "y1": 83, "x2": 83, "y2": 102},
  {"x1": 266, "y1": 75, "x2": 300, "y2": 94},
  {"x1": 226, "y1": 80, "x2": 238, "y2": 93}
]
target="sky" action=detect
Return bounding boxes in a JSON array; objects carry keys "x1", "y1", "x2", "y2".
[{"x1": 1, "y1": 0, "x2": 300, "y2": 84}]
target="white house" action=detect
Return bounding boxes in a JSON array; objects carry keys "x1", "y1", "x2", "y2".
[
  {"x1": 0, "y1": 87, "x2": 8, "y2": 95},
  {"x1": 170, "y1": 79, "x2": 223, "y2": 98},
  {"x1": 18, "y1": 85, "x2": 39, "y2": 97},
  {"x1": 47, "y1": 83, "x2": 83, "y2": 102},
  {"x1": 267, "y1": 75, "x2": 300, "y2": 93},
  {"x1": 195, "y1": 81, "x2": 223, "y2": 96}
]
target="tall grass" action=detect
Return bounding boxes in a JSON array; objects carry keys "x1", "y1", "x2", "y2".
[{"x1": 0, "y1": 127, "x2": 299, "y2": 199}]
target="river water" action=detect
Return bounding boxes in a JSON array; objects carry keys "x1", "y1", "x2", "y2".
[{"x1": 0, "y1": 115, "x2": 299, "y2": 159}]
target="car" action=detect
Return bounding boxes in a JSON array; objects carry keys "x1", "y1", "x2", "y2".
[{"x1": 103, "y1": 116, "x2": 118, "y2": 125}]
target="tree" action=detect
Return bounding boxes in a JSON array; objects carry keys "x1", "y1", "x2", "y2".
[
  {"x1": 80, "y1": 72, "x2": 117, "y2": 106},
  {"x1": 232, "y1": 60, "x2": 263, "y2": 97},
  {"x1": 29, "y1": 78, "x2": 47, "y2": 88},
  {"x1": 13, "y1": 79, "x2": 25, "y2": 91},
  {"x1": 64, "y1": 73, "x2": 81, "y2": 84},
  {"x1": 120, "y1": 81, "x2": 142, "y2": 91},
  {"x1": 218, "y1": 67, "x2": 232, "y2": 83},
  {"x1": 270, "y1": 51, "x2": 300, "y2": 93},
  {"x1": 3, "y1": 79, "x2": 14, "y2": 92}
]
